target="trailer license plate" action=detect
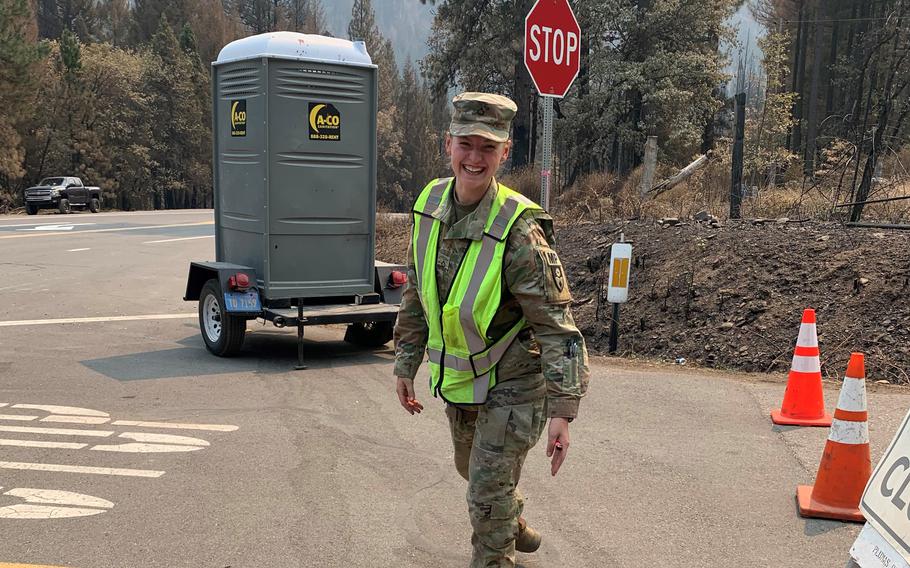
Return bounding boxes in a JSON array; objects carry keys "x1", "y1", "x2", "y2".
[{"x1": 224, "y1": 290, "x2": 260, "y2": 312}]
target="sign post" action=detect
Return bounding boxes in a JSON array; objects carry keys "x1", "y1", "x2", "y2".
[
  {"x1": 524, "y1": 0, "x2": 581, "y2": 210},
  {"x1": 606, "y1": 234, "x2": 632, "y2": 353}
]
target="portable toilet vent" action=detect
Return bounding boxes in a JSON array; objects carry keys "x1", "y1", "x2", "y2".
[{"x1": 212, "y1": 32, "x2": 377, "y2": 300}]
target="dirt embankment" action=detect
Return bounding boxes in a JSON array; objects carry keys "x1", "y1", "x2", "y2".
[{"x1": 376, "y1": 215, "x2": 910, "y2": 384}]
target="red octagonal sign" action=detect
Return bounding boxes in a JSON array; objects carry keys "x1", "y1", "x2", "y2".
[{"x1": 524, "y1": 0, "x2": 581, "y2": 98}]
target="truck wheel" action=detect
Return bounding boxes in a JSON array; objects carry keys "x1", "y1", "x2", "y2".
[
  {"x1": 198, "y1": 279, "x2": 246, "y2": 357},
  {"x1": 89, "y1": 198, "x2": 100, "y2": 213},
  {"x1": 58, "y1": 199, "x2": 71, "y2": 214},
  {"x1": 26, "y1": 204, "x2": 38, "y2": 215},
  {"x1": 344, "y1": 321, "x2": 394, "y2": 348}
]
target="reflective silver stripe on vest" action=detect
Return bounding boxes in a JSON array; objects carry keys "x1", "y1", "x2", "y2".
[
  {"x1": 470, "y1": 322, "x2": 522, "y2": 371},
  {"x1": 457, "y1": 195, "x2": 524, "y2": 355},
  {"x1": 473, "y1": 371, "x2": 491, "y2": 404},
  {"x1": 414, "y1": 179, "x2": 450, "y2": 286},
  {"x1": 427, "y1": 347, "x2": 473, "y2": 372}
]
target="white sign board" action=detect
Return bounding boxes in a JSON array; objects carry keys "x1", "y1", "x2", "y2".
[
  {"x1": 851, "y1": 523, "x2": 910, "y2": 568},
  {"x1": 607, "y1": 243, "x2": 632, "y2": 304},
  {"x1": 860, "y1": 408, "x2": 910, "y2": 562}
]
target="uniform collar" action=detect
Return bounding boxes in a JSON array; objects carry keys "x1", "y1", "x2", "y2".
[{"x1": 441, "y1": 178, "x2": 498, "y2": 241}]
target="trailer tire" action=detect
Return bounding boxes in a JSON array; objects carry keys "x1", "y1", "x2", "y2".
[
  {"x1": 344, "y1": 321, "x2": 393, "y2": 348},
  {"x1": 199, "y1": 279, "x2": 246, "y2": 357}
]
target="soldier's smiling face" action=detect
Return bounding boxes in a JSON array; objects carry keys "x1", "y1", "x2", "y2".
[{"x1": 446, "y1": 134, "x2": 511, "y2": 196}]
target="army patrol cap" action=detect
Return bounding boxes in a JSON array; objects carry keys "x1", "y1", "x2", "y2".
[{"x1": 449, "y1": 92, "x2": 517, "y2": 143}]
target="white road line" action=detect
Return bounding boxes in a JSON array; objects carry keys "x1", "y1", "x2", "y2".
[
  {"x1": 0, "y1": 415, "x2": 37, "y2": 421},
  {"x1": 67, "y1": 248, "x2": 90, "y2": 252},
  {"x1": 91, "y1": 443, "x2": 205, "y2": 453},
  {"x1": 0, "y1": 313, "x2": 196, "y2": 327},
  {"x1": 0, "y1": 425, "x2": 113, "y2": 437},
  {"x1": 41, "y1": 415, "x2": 110, "y2": 425},
  {"x1": 13, "y1": 404, "x2": 108, "y2": 417},
  {"x1": 0, "y1": 503, "x2": 110, "y2": 519},
  {"x1": 144, "y1": 235, "x2": 214, "y2": 244},
  {"x1": 4, "y1": 488, "x2": 113, "y2": 508},
  {"x1": 0, "y1": 439, "x2": 87, "y2": 450},
  {"x1": 118, "y1": 432, "x2": 209, "y2": 446},
  {"x1": 0, "y1": 461, "x2": 164, "y2": 478},
  {"x1": 0, "y1": 221, "x2": 213, "y2": 240},
  {"x1": 112, "y1": 420, "x2": 239, "y2": 432}
]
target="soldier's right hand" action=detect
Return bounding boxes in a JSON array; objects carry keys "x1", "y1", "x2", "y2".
[{"x1": 396, "y1": 377, "x2": 424, "y2": 415}]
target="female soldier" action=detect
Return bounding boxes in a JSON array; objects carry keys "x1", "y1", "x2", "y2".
[{"x1": 393, "y1": 92, "x2": 589, "y2": 567}]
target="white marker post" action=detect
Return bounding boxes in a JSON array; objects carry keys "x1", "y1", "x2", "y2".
[{"x1": 607, "y1": 236, "x2": 632, "y2": 353}]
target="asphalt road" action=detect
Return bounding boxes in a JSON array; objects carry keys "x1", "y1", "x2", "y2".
[{"x1": 0, "y1": 209, "x2": 908, "y2": 568}]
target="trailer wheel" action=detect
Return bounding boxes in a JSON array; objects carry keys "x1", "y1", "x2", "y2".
[
  {"x1": 199, "y1": 279, "x2": 246, "y2": 356},
  {"x1": 89, "y1": 198, "x2": 100, "y2": 213},
  {"x1": 344, "y1": 321, "x2": 393, "y2": 348}
]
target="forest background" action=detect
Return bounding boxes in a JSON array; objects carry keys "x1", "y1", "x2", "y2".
[{"x1": 0, "y1": 0, "x2": 907, "y2": 221}]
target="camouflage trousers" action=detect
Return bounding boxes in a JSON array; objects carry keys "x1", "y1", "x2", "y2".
[{"x1": 445, "y1": 397, "x2": 548, "y2": 568}]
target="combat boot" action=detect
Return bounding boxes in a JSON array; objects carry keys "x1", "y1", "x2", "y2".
[{"x1": 515, "y1": 516, "x2": 541, "y2": 553}]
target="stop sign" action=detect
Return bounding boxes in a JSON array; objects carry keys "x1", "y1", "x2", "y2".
[{"x1": 524, "y1": 0, "x2": 581, "y2": 98}]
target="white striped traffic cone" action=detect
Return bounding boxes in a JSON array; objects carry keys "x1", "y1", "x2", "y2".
[
  {"x1": 771, "y1": 308, "x2": 832, "y2": 427},
  {"x1": 796, "y1": 352, "x2": 871, "y2": 522}
]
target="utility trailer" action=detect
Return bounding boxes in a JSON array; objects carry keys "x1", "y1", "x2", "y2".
[{"x1": 184, "y1": 32, "x2": 405, "y2": 368}]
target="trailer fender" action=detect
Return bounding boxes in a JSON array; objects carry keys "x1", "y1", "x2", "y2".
[
  {"x1": 184, "y1": 261, "x2": 258, "y2": 301},
  {"x1": 374, "y1": 261, "x2": 407, "y2": 305}
]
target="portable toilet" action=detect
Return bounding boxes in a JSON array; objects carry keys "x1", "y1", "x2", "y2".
[{"x1": 211, "y1": 32, "x2": 378, "y2": 300}]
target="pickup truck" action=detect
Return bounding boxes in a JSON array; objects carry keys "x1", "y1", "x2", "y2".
[{"x1": 24, "y1": 176, "x2": 102, "y2": 215}]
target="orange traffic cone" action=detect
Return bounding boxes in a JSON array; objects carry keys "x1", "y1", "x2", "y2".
[
  {"x1": 771, "y1": 308, "x2": 832, "y2": 426},
  {"x1": 797, "y1": 353, "x2": 871, "y2": 522}
]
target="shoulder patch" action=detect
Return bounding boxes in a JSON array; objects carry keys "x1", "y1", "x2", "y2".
[{"x1": 537, "y1": 246, "x2": 572, "y2": 304}]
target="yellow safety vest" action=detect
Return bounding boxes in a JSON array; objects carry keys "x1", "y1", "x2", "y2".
[{"x1": 412, "y1": 177, "x2": 542, "y2": 404}]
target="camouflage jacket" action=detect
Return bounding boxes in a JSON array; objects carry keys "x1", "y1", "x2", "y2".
[{"x1": 393, "y1": 178, "x2": 589, "y2": 419}]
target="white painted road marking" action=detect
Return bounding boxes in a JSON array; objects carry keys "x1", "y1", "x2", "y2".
[
  {"x1": 0, "y1": 404, "x2": 8, "y2": 408},
  {"x1": 0, "y1": 440, "x2": 87, "y2": 450},
  {"x1": 0, "y1": 415, "x2": 38, "y2": 421},
  {"x1": 143, "y1": 235, "x2": 214, "y2": 244},
  {"x1": 66, "y1": 248, "x2": 90, "y2": 252},
  {"x1": 0, "y1": 425, "x2": 114, "y2": 437},
  {"x1": 90, "y1": 432, "x2": 210, "y2": 454},
  {"x1": 112, "y1": 420, "x2": 239, "y2": 432},
  {"x1": 0, "y1": 461, "x2": 164, "y2": 478},
  {"x1": 0, "y1": 220, "x2": 213, "y2": 240},
  {"x1": 0, "y1": 313, "x2": 196, "y2": 327},
  {"x1": 15, "y1": 223, "x2": 95, "y2": 232},
  {"x1": 114, "y1": 432, "x2": 208, "y2": 446},
  {"x1": 40, "y1": 415, "x2": 110, "y2": 425},
  {"x1": 0, "y1": 488, "x2": 113, "y2": 519},
  {"x1": 13, "y1": 404, "x2": 108, "y2": 417},
  {"x1": 91, "y1": 443, "x2": 205, "y2": 453}
]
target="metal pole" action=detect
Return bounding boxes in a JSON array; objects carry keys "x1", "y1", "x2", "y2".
[
  {"x1": 540, "y1": 96, "x2": 554, "y2": 210},
  {"x1": 730, "y1": 92, "x2": 746, "y2": 219},
  {"x1": 609, "y1": 303, "x2": 620, "y2": 354}
]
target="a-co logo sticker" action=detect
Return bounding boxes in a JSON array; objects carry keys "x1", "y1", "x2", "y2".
[
  {"x1": 309, "y1": 103, "x2": 341, "y2": 141},
  {"x1": 230, "y1": 100, "x2": 247, "y2": 137}
]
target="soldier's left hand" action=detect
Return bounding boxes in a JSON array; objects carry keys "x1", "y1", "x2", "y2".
[
  {"x1": 546, "y1": 417, "x2": 570, "y2": 476},
  {"x1": 396, "y1": 376, "x2": 424, "y2": 415}
]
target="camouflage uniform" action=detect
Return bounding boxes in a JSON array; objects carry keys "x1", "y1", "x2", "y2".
[{"x1": 394, "y1": 92, "x2": 589, "y2": 568}]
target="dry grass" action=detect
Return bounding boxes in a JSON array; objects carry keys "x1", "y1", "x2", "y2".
[{"x1": 551, "y1": 148, "x2": 910, "y2": 224}]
